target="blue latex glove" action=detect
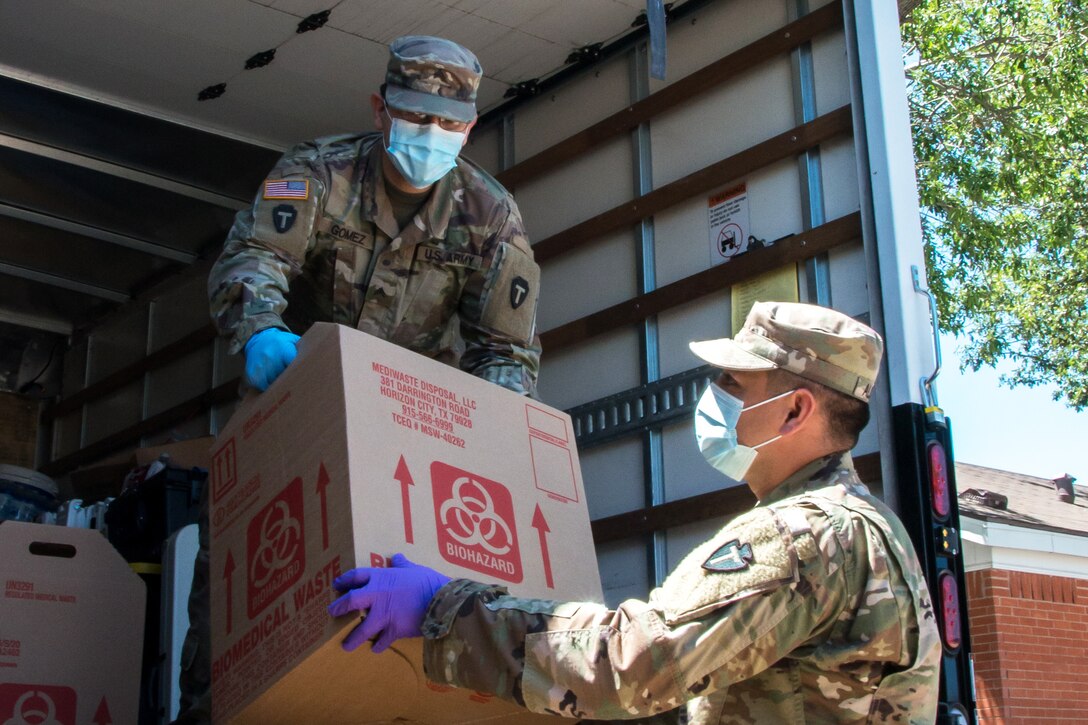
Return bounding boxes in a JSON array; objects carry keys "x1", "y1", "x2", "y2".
[
  {"x1": 243, "y1": 328, "x2": 300, "y2": 391},
  {"x1": 327, "y1": 553, "x2": 451, "y2": 653}
]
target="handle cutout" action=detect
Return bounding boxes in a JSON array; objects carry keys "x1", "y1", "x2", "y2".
[{"x1": 28, "y1": 541, "x2": 77, "y2": 559}]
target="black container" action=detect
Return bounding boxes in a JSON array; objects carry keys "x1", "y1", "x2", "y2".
[{"x1": 105, "y1": 464, "x2": 206, "y2": 563}]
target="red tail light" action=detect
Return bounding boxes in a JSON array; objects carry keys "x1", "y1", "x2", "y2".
[
  {"x1": 938, "y1": 571, "x2": 961, "y2": 650},
  {"x1": 928, "y1": 441, "x2": 950, "y2": 518}
]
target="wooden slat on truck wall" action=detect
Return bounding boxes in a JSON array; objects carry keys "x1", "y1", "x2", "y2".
[
  {"x1": 44, "y1": 211, "x2": 862, "y2": 475},
  {"x1": 40, "y1": 378, "x2": 238, "y2": 477},
  {"x1": 44, "y1": 325, "x2": 217, "y2": 422},
  {"x1": 591, "y1": 451, "x2": 881, "y2": 544},
  {"x1": 496, "y1": 2, "x2": 845, "y2": 190},
  {"x1": 541, "y1": 211, "x2": 862, "y2": 353},
  {"x1": 531, "y1": 106, "x2": 854, "y2": 264}
]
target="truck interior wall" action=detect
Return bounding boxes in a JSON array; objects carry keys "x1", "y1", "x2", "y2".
[
  {"x1": 515, "y1": 59, "x2": 632, "y2": 161},
  {"x1": 33, "y1": 0, "x2": 890, "y2": 611},
  {"x1": 518, "y1": 139, "x2": 635, "y2": 243},
  {"x1": 54, "y1": 340, "x2": 86, "y2": 461},
  {"x1": 664, "y1": 517, "x2": 728, "y2": 573},
  {"x1": 49, "y1": 273, "x2": 229, "y2": 475},
  {"x1": 821, "y1": 137, "x2": 862, "y2": 220},
  {"x1": 84, "y1": 308, "x2": 149, "y2": 446},
  {"x1": 661, "y1": 417, "x2": 739, "y2": 502},
  {"x1": 537, "y1": 229, "x2": 640, "y2": 333},
  {"x1": 464, "y1": 0, "x2": 874, "y2": 605},
  {"x1": 655, "y1": 292, "x2": 731, "y2": 378},
  {"x1": 211, "y1": 339, "x2": 244, "y2": 435},
  {"x1": 463, "y1": 126, "x2": 500, "y2": 177},
  {"x1": 596, "y1": 537, "x2": 653, "y2": 606},
  {"x1": 146, "y1": 277, "x2": 214, "y2": 430},
  {"x1": 538, "y1": 329, "x2": 643, "y2": 411},
  {"x1": 581, "y1": 437, "x2": 646, "y2": 521}
]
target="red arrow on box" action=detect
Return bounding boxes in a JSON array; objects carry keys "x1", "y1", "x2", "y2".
[
  {"x1": 316, "y1": 463, "x2": 331, "y2": 551},
  {"x1": 394, "y1": 456, "x2": 414, "y2": 544},
  {"x1": 93, "y1": 697, "x2": 112, "y2": 725},
  {"x1": 223, "y1": 550, "x2": 236, "y2": 635},
  {"x1": 531, "y1": 505, "x2": 554, "y2": 589}
]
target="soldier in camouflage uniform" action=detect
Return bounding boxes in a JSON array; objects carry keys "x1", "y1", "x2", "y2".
[
  {"x1": 173, "y1": 36, "x2": 540, "y2": 725},
  {"x1": 206, "y1": 36, "x2": 540, "y2": 395},
  {"x1": 328, "y1": 301, "x2": 942, "y2": 724}
]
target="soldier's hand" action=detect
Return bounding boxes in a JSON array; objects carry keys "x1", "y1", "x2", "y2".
[
  {"x1": 244, "y1": 328, "x2": 300, "y2": 391},
  {"x1": 327, "y1": 553, "x2": 451, "y2": 653}
]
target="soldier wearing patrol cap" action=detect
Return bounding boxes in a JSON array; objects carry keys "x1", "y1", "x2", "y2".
[
  {"x1": 174, "y1": 37, "x2": 541, "y2": 725},
  {"x1": 207, "y1": 34, "x2": 540, "y2": 396},
  {"x1": 326, "y1": 301, "x2": 941, "y2": 724}
]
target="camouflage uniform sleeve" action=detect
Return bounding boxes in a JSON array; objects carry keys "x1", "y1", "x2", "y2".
[
  {"x1": 422, "y1": 506, "x2": 842, "y2": 720},
  {"x1": 457, "y1": 200, "x2": 542, "y2": 397},
  {"x1": 207, "y1": 141, "x2": 328, "y2": 353}
]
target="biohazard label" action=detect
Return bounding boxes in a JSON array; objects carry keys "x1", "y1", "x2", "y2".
[
  {"x1": 0, "y1": 683, "x2": 77, "y2": 725},
  {"x1": 246, "y1": 477, "x2": 305, "y2": 618},
  {"x1": 431, "y1": 462, "x2": 523, "y2": 583}
]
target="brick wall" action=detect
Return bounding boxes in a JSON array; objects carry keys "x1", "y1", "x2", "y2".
[{"x1": 967, "y1": 569, "x2": 1088, "y2": 723}]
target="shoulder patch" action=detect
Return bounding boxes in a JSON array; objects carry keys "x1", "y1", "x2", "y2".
[
  {"x1": 479, "y1": 242, "x2": 539, "y2": 345},
  {"x1": 253, "y1": 176, "x2": 320, "y2": 263},
  {"x1": 263, "y1": 178, "x2": 310, "y2": 200},
  {"x1": 703, "y1": 539, "x2": 754, "y2": 572},
  {"x1": 656, "y1": 507, "x2": 800, "y2": 626}
]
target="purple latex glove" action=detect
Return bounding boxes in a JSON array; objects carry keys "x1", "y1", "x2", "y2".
[
  {"x1": 244, "y1": 328, "x2": 300, "y2": 391},
  {"x1": 328, "y1": 553, "x2": 451, "y2": 653}
]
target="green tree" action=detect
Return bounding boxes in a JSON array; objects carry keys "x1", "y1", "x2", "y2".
[{"x1": 904, "y1": 0, "x2": 1088, "y2": 408}]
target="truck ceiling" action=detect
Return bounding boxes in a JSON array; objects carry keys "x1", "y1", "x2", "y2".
[{"x1": 0, "y1": 0, "x2": 668, "y2": 388}]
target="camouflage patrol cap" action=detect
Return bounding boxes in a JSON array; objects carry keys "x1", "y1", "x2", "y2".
[
  {"x1": 385, "y1": 36, "x2": 481, "y2": 123},
  {"x1": 689, "y1": 301, "x2": 884, "y2": 401}
]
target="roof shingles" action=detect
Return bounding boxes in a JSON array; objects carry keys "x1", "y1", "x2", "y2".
[{"x1": 955, "y1": 462, "x2": 1088, "y2": 538}]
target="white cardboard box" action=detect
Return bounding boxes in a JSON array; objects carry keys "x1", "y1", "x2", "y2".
[
  {"x1": 209, "y1": 322, "x2": 602, "y2": 724},
  {"x1": 0, "y1": 521, "x2": 145, "y2": 725}
]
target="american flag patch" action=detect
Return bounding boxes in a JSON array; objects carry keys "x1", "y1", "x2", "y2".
[{"x1": 263, "y1": 179, "x2": 309, "y2": 200}]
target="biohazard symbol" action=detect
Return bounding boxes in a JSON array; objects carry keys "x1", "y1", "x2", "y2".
[
  {"x1": 4, "y1": 690, "x2": 65, "y2": 725},
  {"x1": 431, "y1": 462, "x2": 522, "y2": 582},
  {"x1": 439, "y1": 476, "x2": 514, "y2": 555},
  {"x1": 249, "y1": 499, "x2": 302, "y2": 588}
]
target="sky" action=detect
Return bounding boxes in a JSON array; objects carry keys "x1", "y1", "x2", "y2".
[{"x1": 935, "y1": 333, "x2": 1088, "y2": 481}]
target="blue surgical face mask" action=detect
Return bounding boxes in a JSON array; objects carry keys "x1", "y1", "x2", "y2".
[
  {"x1": 384, "y1": 110, "x2": 465, "y2": 189},
  {"x1": 694, "y1": 383, "x2": 795, "y2": 481}
]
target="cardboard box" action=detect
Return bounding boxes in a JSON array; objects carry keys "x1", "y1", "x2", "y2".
[
  {"x1": 68, "y1": 436, "x2": 215, "y2": 502},
  {"x1": 0, "y1": 521, "x2": 146, "y2": 725},
  {"x1": 209, "y1": 323, "x2": 602, "y2": 724}
]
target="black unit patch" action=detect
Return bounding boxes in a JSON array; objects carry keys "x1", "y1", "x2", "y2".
[
  {"x1": 702, "y1": 539, "x2": 755, "y2": 572},
  {"x1": 510, "y1": 276, "x2": 530, "y2": 309},
  {"x1": 272, "y1": 204, "x2": 298, "y2": 234}
]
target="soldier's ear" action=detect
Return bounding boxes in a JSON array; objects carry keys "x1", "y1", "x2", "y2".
[
  {"x1": 461, "y1": 116, "x2": 478, "y2": 147},
  {"x1": 371, "y1": 93, "x2": 386, "y2": 132},
  {"x1": 779, "y1": 388, "x2": 817, "y2": 437}
]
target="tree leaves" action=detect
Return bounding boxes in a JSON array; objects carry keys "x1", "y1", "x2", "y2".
[{"x1": 905, "y1": 0, "x2": 1088, "y2": 408}]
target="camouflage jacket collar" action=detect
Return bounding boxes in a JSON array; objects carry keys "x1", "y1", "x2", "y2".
[
  {"x1": 758, "y1": 451, "x2": 858, "y2": 507},
  {"x1": 360, "y1": 133, "x2": 456, "y2": 243}
]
